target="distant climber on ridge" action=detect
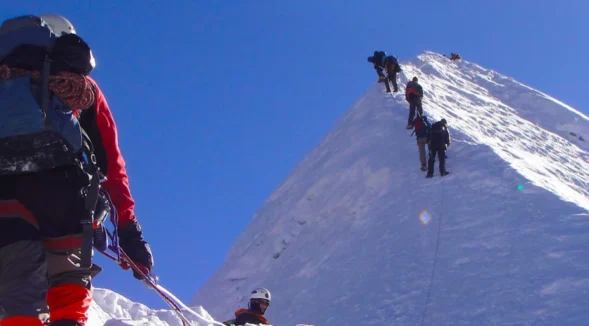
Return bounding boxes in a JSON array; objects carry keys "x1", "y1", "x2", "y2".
[
  {"x1": 367, "y1": 51, "x2": 401, "y2": 93},
  {"x1": 446, "y1": 53, "x2": 462, "y2": 61},
  {"x1": 426, "y1": 118, "x2": 451, "y2": 178},
  {"x1": 412, "y1": 115, "x2": 432, "y2": 172},
  {"x1": 405, "y1": 77, "x2": 424, "y2": 129},
  {"x1": 367, "y1": 50, "x2": 387, "y2": 83},
  {"x1": 383, "y1": 54, "x2": 401, "y2": 93}
]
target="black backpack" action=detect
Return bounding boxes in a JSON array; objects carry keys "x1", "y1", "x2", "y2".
[
  {"x1": 384, "y1": 55, "x2": 401, "y2": 72},
  {"x1": 429, "y1": 121, "x2": 447, "y2": 141}
]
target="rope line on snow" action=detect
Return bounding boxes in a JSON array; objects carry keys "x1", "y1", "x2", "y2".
[{"x1": 419, "y1": 170, "x2": 446, "y2": 326}]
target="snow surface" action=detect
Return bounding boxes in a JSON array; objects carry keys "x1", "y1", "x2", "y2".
[
  {"x1": 88, "y1": 288, "x2": 218, "y2": 326},
  {"x1": 87, "y1": 51, "x2": 589, "y2": 325}
]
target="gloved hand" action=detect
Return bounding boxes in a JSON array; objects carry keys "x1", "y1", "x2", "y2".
[{"x1": 118, "y1": 220, "x2": 154, "y2": 280}]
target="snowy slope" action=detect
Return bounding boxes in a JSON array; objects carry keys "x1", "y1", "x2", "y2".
[
  {"x1": 87, "y1": 288, "x2": 218, "y2": 326},
  {"x1": 191, "y1": 51, "x2": 589, "y2": 326}
]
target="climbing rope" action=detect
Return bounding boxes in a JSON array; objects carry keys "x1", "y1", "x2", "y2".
[{"x1": 419, "y1": 169, "x2": 447, "y2": 326}]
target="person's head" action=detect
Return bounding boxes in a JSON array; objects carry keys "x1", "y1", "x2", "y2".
[
  {"x1": 367, "y1": 56, "x2": 373, "y2": 63},
  {"x1": 440, "y1": 118, "x2": 447, "y2": 126},
  {"x1": 248, "y1": 287, "x2": 271, "y2": 315},
  {"x1": 38, "y1": 14, "x2": 96, "y2": 74},
  {"x1": 412, "y1": 76, "x2": 418, "y2": 83}
]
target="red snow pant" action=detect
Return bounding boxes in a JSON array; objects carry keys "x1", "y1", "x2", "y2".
[{"x1": 0, "y1": 168, "x2": 102, "y2": 326}]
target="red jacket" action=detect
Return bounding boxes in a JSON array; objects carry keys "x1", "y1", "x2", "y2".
[
  {"x1": 80, "y1": 77, "x2": 136, "y2": 230},
  {"x1": 233, "y1": 309, "x2": 268, "y2": 325}
]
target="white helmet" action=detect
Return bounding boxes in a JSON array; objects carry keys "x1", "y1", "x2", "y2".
[
  {"x1": 39, "y1": 14, "x2": 76, "y2": 35},
  {"x1": 250, "y1": 287, "x2": 271, "y2": 302}
]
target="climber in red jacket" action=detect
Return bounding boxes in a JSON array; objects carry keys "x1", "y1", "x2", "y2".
[{"x1": 0, "y1": 14, "x2": 153, "y2": 326}]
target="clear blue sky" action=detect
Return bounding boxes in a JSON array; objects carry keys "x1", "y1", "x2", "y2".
[{"x1": 2, "y1": 0, "x2": 588, "y2": 311}]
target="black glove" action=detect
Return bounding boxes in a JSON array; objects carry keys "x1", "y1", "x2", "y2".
[{"x1": 118, "y1": 220, "x2": 154, "y2": 280}]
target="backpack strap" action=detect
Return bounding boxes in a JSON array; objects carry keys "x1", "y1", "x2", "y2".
[
  {"x1": 78, "y1": 85, "x2": 102, "y2": 269},
  {"x1": 80, "y1": 154, "x2": 99, "y2": 268},
  {"x1": 40, "y1": 54, "x2": 51, "y2": 128}
]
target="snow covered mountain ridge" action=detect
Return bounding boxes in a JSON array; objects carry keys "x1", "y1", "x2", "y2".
[
  {"x1": 90, "y1": 51, "x2": 589, "y2": 325},
  {"x1": 400, "y1": 51, "x2": 589, "y2": 210}
]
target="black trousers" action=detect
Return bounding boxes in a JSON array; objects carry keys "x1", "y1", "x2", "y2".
[
  {"x1": 386, "y1": 72, "x2": 398, "y2": 92},
  {"x1": 0, "y1": 168, "x2": 88, "y2": 243},
  {"x1": 427, "y1": 148, "x2": 447, "y2": 175}
]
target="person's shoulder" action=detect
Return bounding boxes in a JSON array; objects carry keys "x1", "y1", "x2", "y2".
[
  {"x1": 234, "y1": 310, "x2": 263, "y2": 324},
  {"x1": 84, "y1": 76, "x2": 102, "y2": 93}
]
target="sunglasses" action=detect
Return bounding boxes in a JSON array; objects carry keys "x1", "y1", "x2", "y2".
[{"x1": 252, "y1": 299, "x2": 270, "y2": 307}]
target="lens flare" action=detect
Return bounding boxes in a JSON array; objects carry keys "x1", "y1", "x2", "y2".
[{"x1": 419, "y1": 210, "x2": 432, "y2": 225}]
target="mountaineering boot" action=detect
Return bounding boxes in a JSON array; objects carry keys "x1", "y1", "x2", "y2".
[
  {"x1": 425, "y1": 173, "x2": 433, "y2": 178},
  {"x1": 440, "y1": 171, "x2": 450, "y2": 176},
  {"x1": 420, "y1": 165, "x2": 427, "y2": 172}
]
